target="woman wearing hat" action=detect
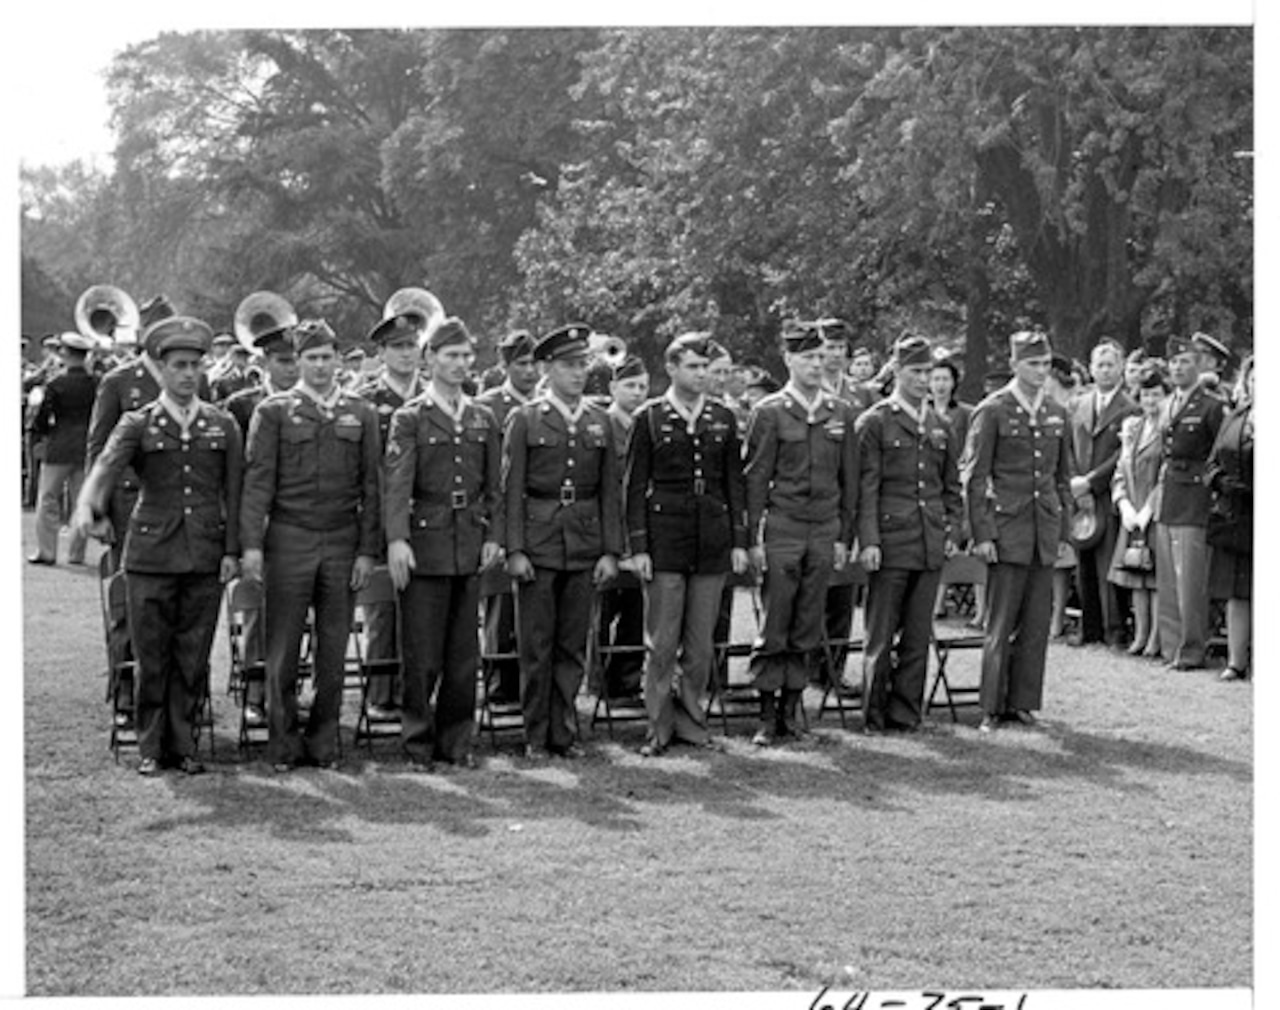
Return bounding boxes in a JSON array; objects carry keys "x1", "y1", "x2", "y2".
[
  {"x1": 1205, "y1": 355, "x2": 1253, "y2": 681},
  {"x1": 1108, "y1": 364, "x2": 1169, "y2": 657}
]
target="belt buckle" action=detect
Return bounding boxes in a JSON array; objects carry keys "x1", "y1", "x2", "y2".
[
  {"x1": 559, "y1": 485, "x2": 577, "y2": 506},
  {"x1": 450, "y1": 489, "x2": 469, "y2": 510},
  {"x1": 693, "y1": 478, "x2": 706, "y2": 496}
]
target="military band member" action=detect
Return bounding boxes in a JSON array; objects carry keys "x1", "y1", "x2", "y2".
[
  {"x1": 224, "y1": 325, "x2": 300, "y2": 438},
  {"x1": 74, "y1": 317, "x2": 243, "y2": 775},
  {"x1": 477, "y1": 329, "x2": 540, "y2": 704},
  {"x1": 384, "y1": 317, "x2": 502, "y2": 769},
  {"x1": 598, "y1": 353, "x2": 650, "y2": 700},
  {"x1": 240, "y1": 320, "x2": 382, "y2": 771},
  {"x1": 855, "y1": 335, "x2": 963, "y2": 732},
  {"x1": 626, "y1": 334, "x2": 748, "y2": 755},
  {"x1": 503, "y1": 324, "x2": 623, "y2": 759},
  {"x1": 1153, "y1": 333, "x2": 1227, "y2": 670},
  {"x1": 744, "y1": 325, "x2": 859, "y2": 746},
  {"x1": 965, "y1": 331, "x2": 1073, "y2": 732},
  {"x1": 356, "y1": 311, "x2": 429, "y2": 720}
]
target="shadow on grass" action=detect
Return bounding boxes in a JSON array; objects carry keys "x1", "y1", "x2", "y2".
[{"x1": 134, "y1": 704, "x2": 1251, "y2": 843}]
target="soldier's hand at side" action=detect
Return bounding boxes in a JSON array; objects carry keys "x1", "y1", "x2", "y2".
[
  {"x1": 631, "y1": 552, "x2": 654, "y2": 582},
  {"x1": 749, "y1": 545, "x2": 767, "y2": 575},
  {"x1": 730, "y1": 548, "x2": 749, "y2": 577},
  {"x1": 859, "y1": 545, "x2": 881, "y2": 572},
  {"x1": 833, "y1": 541, "x2": 849, "y2": 571},
  {"x1": 350, "y1": 554, "x2": 377, "y2": 592},
  {"x1": 973, "y1": 540, "x2": 998, "y2": 564},
  {"x1": 219, "y1": 554, "x2": 240, "y2": 585},
  {"x1": 241, "y1": 549, "x2": 264, "y2": 584},
  {"x1": 507, "y1": 550, "x2": 534, "y2": 583},
  {"x1": 71, "y1": 502, "x2": 97, "y2": 542},
  {"x1": 387, "y1": 539, "x2": 416, "y2": 591},
  {"x1": 944, "y1": 539, "x2": 958, "y2": 560},
  {"x1": 594, "y1": 553, "x2": 619, "y2": 587}
]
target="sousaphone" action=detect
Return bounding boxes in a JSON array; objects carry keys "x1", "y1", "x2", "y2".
[
  {"x1": 233, "y1": 291, "x2": 299, "y2": 350},
  {"x1": 383, "y1": 287, "x2": 445, "y2": 345},
  {"x1": 74, "y1": 285, "x2": 140, "y2": 350}
]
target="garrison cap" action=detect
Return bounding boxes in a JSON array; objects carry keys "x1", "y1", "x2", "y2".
[
  {"x1": 343, "y1": 347, "x2": 366, "y2": 364},
  {"x1": 138, "y1": 295, "x2": 176, "y2": 331},
  {"x1": 293, "y1": 319, "x2": 337, "y2": 355},
  {"x1": 147, "y1": 316, "x2": 214, "y2": 358},
  {"x1": 211, "y1": 332, "x2": 236, "y2": 347},
  {"x1": 426, "y1": 316, "x2": 472, "y2": 352},
  {"x1": 781, "y1": 322, "x2": 823, "y2": 355},
  {"x1": 1009, "y1": 331, "x2": 1052, "y2": 362},
  {"x1": 612, "y1": 354, "x2": 647, "y2": 381},
  {"x1": 666, "y1": 331, "x2": 715, "y2": 361},
  {"x1": 706, "y1": 339, "x2": 730, "y2": 362},
  {"x1": 1191, "y1": 331, "x2": 1230, "y2": 364},
  {"x1": 814, "y1": 318, "x2": 850, "y2": 346},
  {"x1": 746, "y1": 370, "x2": 781, "y2": 395},
  {"x1": 892, "y1": 334, "x2": 933, "y2": 368},
  {"x1": 369, "y1": 313, "x2": 422, "y2": 347},
  {"x1": 58, "y1": 332, "x2": 96, "y2": 353},
  {"x1": 498, "y1": 329, "x2": 536, "y2": 363},
  {"x1": 534, "y1": 323, "x2": 591, "y2": 362}
]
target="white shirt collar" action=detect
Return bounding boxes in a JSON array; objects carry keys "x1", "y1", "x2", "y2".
[
  {"x1": 501, "y1": 380, "x2": 531, "y2": 405},
  {"x1": 891, "y1": 389, "x2": 927, "y2": 426},
  {"x1": 782, "y1": 381, "x2": 823, "y2": 423},
  {"x1": 1006, "y1": 380, "x2": 1046, "y2": 423},
  {"x1": 544, "y1": 388, "x2": 587, "y2": 429},
  {"x1": 157, "y1": 391, "x2": 197, "y2": 435},
  {"x1": 664, "y1": 387, "x2": 706, "y2": 431},
  {"x1": 422, "y1": 382, "x2": 469, "y2": 423}
]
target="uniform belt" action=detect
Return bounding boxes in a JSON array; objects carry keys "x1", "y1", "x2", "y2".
[
  {"x1": 420, "y1": 490, "x2": 474, "y2": 510},
  {"x1": 529, "y1": 487, "x2": 597, "y2": 506},
  {"x1": 653, "y1": 479, "x2": 713, "y2": 496}
]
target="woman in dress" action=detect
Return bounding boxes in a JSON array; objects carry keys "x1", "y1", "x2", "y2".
[
  {"x1": 1206, "y1": 355, "x2": 1253, "y2": 681},
  {"x1": 1109, "y1": 364, "x2": 1168, "y2": 656}
]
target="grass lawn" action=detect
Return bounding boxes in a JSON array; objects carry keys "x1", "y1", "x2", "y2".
[{"x1": 22, "y1": 516, "x2": 1252, "y2": 996}]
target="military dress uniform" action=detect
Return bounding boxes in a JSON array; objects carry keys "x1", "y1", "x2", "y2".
[
  {"x1": 744, "y1": 347, "x2": 859, "y2": 741},
  {"x1": 626, "y1": 371, "x2": 747, "y2": 751},
  {"x1": 964, "y1": 333, "x2": 1073, "y2": 723},
  {"x1": 503, "y1": 328, "x2": 624, "y2": 755},
  {"x1": 81, "y1": 318, "x2": 242, "y2": 771},
  {"x1": 855, "y1": 338, "x2": 963, "y2": 731},
  {"x1": 383, "y1": 318, "x2": 502, "y2": 765},
  {"x1": 1154, "y1": 337, "x2": 1227, "y2": 669},
  {"x1": 240, "y1": 348, "x2": 382, "y2": 768}
]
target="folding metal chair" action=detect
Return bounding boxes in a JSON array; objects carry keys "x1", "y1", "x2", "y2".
[
  {"x1": 98, "y1": 554, "x2": 136, "y2": 760},
  {"x1": 224, "y1": 577, "x2": 268, "y2": 752},
  {"x1": 588, "y1": 570, "x2": 648, "y2": 737},
  {"x1": 705, "y1": 570, "x2": 765, "y2": 734},
  {"x1": 351, "y1": 567, "x2": 403, "y2": 751},
  {"x1": 476, "y1": 564, "x2": 525, "y2": 748},
  {"x1": 815, "y1": 562, "x2": 867, "y2": 727},
  {"x1": 926, "y1": 553, "x2": 988, "y2": 721}
]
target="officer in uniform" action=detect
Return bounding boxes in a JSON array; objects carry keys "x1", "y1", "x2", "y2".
[
  {"x1": 356, "y1": 311, "x2": 429, "y2": 720},
  {"x1": 1153, "y1": 332, "x2": 1227, "y2": 670},
  {"x1": 28, "y1": 332, "x2": 98, "y2": 566},
  {"x1": 384, "y1": 317, "x2": 502, "y2": 768},
  {"x1": 476, "y1": 329, "x2": 541, "y2": 703},
  {"x1": 240, "y1": 320, "x2": 382, "y2": 771},
  {"x1": 503, "y1": 324, "x2": 622, "y2": 759},
  {"x1": 964, "y1": 331, "x2": 1073, "y2": 732},
  {"x1": 74, "y1": 316, "x2": 243, "y2": 775},
  {"x1": 855, "y1": 334, "x2": 963, "y2": 731},
  {"x1": 625, "y1": 333, "x2": 748, "y2": 755},
  {"x1": 743, "y1": 324, "x2": 859, "y2": 746}
]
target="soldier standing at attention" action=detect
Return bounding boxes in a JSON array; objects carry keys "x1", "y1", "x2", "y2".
[
  {"x1": 1153, "y1": 333, "x2": 1227, "y2": 670},
  {"x1": 503, "y1": 324, "x2": 622, "y2": 759},
  {"x1": 477, "y1": 330, "x2": 540, "y2": 705},
  {"x1": 240, "y1": 320, "x2": 382, "y2": 771},
  {"x1": 74, "y1": 317, "x2": 242, "y2": 775},
  {"x1": 384, "y1": 317, "x2": 502, "y2": 769},
  {"x1": 855, "y1": 334, "x2": 963, "y2": 732},
  {"x1": 964, "y1": 331, "x2": 1074, "y2": 733},
  {"x1": 743, "y1": 324, "x2": 859, "y2": 746},
  {"x1": 625, "y1": 333, "x2": 748, "y2": 755}
]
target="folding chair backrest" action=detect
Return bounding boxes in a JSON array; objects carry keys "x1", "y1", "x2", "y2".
[
  {"x1": 226, "y1": 577, "x2": 264, "y2": 617},
  {"x1": 354, "y1": 566, "x2": 397, "y2": 608},
  {"x1": 940, "y1": 553, "x2": 987, "y2": 588}
]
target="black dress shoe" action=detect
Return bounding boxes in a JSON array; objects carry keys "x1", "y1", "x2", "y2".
[
  {"x1": 638, "y1": 742, "x2": 665, "y2": 758},
  {"x1": 1219, "y1": 666, "x2": 1248, "y2": 682},
  {"x1": 138, "y1": 757, "x2": 160, "y2": 776},
  {"x1": 553, "y1": 743, "x2": 586, "y2": 760},
  {"x1": 179, "y1": 756, "x2": 206, "y2": 775},
  {"x1": 26, "y1": 555, "x2": 55, "y2": 566}
]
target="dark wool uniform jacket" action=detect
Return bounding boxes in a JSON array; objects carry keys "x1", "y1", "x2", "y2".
[
  {"x1": 502, "y1": 397, "x2": 624, "y2": 570},
  {"x1": 31, "y1": 365, "x2": 97, "y2": 466},
  {"x1": 855, "y1": 397, "x2": 964, "y2": 571},
  {"x1": 963, "y1": 384, "x2": 1074, "y2": 566},
  {"x1": 743, "y1": 387, "x2": 859, "y2": 548},
  {"x1": 357, "y1": 373, "x2": 424, "y2": 449},
  {"x1": 476, "y1": 384, "x2": 530, "y2": 435},
  {"x1": 85, "y1": 360, "x2": 162, "y2": 496},
  {"x1": 624, "y1": 395, "x2": 747, "y2": 574},
  {"x1": 383, "y1": 395, "x2": 502, "y2": 576},
  {"x1": 91, "y1": 400, "x2": 243, "y2": 574},
  {"x1": 1155, "y1": 383, "x2": 1226, "y2": 527},
  {"x1": 224, "y1": 384, "x2": 268, "y2": 438},
  {"x1": 239, "y1": 388, "x2": 382, "y2": 556}
]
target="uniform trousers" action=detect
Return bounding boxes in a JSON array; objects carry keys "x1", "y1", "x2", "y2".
[
  {"x1": 980, "y1": 561, "x2": 1052, "y2": 715},
  {"x1": 597, "y1": 580, "x2": 645, "y2": 697},
  {"x1": 107, "y1": 481, "x2": 141, "y2": 571},
  {"x1": 1154, "y1": 523, "x2": 1210, "y2": 667},
  {"x1": 34, "y1": 462, "x2": 87, "y2": 563},
  {"x1": 126, "y1": 570, "x2": 221, "y2": 762},
  {"x1": 1076, "y1": 507, "x2": 1124, "y2": 643},
  {"x1": 264, "y1": 521, "x2": 358, "y2": 765},
  {"x1": 399, "y1": 574, "x2": 479, "y2": 763},
  {"x1": 861, "y1": 566, "x2": 942, "y2": 729},
  {"x1": 517, "y1": 567, "x2": 593, "y2": 750},
  {"x1": 749, "y1": 513, "x2": 839, "y2": 692},
  {"x1": 642, "y1": 572, "x2": 724, "y2": 748}
]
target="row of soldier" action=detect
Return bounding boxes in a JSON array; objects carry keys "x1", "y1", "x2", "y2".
[{"x1": 32, "y1": 288, "x2": 1252, "y2": 774}]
